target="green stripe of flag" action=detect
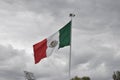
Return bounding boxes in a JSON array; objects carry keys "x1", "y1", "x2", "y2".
[{"x1": 59, "y1": 21, "x2": 71, "y2": 48}]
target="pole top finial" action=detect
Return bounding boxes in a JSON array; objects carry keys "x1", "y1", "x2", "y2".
[{"x1": 69, "y1": 13, "x2": 75, "y2": 17}]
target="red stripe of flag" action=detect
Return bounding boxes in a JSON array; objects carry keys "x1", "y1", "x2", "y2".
[{"x1": 33, "y1": 39, "x2": 47, "y2": 64}]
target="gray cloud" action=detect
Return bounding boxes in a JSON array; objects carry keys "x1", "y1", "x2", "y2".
[
  {"x1": 0, "y1": 0, "x2": 120, "y2": 80},
  {"x1": 0, "y1": 44, "x2": 28, "y2": 80}
]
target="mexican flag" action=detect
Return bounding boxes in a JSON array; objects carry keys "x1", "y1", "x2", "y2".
[{"x1": 33, "y1": 21, "x2": 71, "y2": 64}]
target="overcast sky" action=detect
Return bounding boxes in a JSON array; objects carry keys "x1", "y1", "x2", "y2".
[{"x1": 0, "y1": 0, "x2": 120, "y2": 80}]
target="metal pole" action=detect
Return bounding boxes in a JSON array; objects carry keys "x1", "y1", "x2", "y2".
[{"x1": 69, "y1": 13, "x2": 75, "y2": 80}]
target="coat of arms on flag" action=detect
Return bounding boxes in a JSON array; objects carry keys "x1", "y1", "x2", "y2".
[{"x1": 49, "y1": 40, "x2": 58, "y2": 48}]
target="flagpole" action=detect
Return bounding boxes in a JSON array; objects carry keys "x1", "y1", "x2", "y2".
[{"x1": 69, "y1": 13, "x2": 75, "y2": 80}]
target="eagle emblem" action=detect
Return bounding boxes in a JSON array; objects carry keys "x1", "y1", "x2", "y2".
[{"x1": 49, "y1": 40, "x2": 58, "y2": 48}]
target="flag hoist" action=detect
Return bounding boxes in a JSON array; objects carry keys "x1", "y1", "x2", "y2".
[{"x1": 33, "y1": 13, "x2": 75, "y2": 79}]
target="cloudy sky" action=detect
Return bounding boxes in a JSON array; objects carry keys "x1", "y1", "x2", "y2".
[{"x1": 0, "y1": 0, "x2": 120, "y2": 80}]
